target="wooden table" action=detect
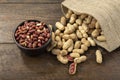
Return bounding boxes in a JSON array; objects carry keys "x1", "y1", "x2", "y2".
[{"x1": 0, "y1": 0, "x2": 120, "y2": 80}]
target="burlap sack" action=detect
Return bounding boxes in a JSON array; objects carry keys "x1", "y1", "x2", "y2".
[{"x1": 61, "y1": 0, "x2": 120, "y2": 52}]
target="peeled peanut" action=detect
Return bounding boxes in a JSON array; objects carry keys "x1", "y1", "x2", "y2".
[
  {"x1": 52, "y1": 49, "x2": 61, "y2": 55},
  {"x1": 96, "y1": 50, "x2": 102, "y2": 64},
  {"x1": 57, "y1": 55, "x2": 68, "y2": 64},
  {"x1": 81, "y1": 44, "x2": 88, "y2": 51},
  {"x1": 63, "y1": 39, "x2": 73, "y2": 50},
  {"x1": 87, "y1": 37, "x2": 96, "y2": 46},
  {"x1": 60, "y1": 16, "x2": 66, "y2": 26},
  {"x1": 97, "y1": 35, "x2": 106, "y2": 42},
  {"x1": 74, "y1": 56, "x2": 87, "y2": 63},
  {"x1": 76, "y1": 19, "x2": 82, "y2": 25},
  {"x1": 55, "y1": 29, "x2": 60, "y2": 36},
  {"x1": 74, "y1": 41, "x2": 81, "y2": 49},
  {"x1": 60, "y1": 50, "x2": 68, "y2": 56},
  {"x1": 73, "y1": 49, "x2": 84, "y2": 54},
  {"x1": 70, "y1": 53, "x2": 80, "y2": 58},
  {"x1": 76, "y1": 30, "x2": 82, "y2": 39},
  {"x1": 55, "y1": 22, "x2": 65, "y2": 31},
  {"x1": 91, "y1": 29, "x2": 100, "y2": 38}
]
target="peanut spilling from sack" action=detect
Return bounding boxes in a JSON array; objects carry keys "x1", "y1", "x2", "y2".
[{"x1": 47, "y1": 9, "x2": 104, "y2": 75}]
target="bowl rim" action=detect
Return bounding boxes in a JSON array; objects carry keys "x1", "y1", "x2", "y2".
[{"x1": 13, "y1": 20, "x2": 52, "y2": 50}]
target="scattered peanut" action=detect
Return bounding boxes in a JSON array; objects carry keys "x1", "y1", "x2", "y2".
[
  {"x1": 47, "y1": 41, "x2": 57, "y2": 51},
  {"x1": 73, "y1": 49, "x2": 84, "y2": 54},
  {"x1": 62, "y1": 34, "x2": 70, "y2": 40},
  {"x1": 82, "y1": 23, "x2": 89, "y2": 32},
  {"x1": 97, "y1": 35, "x2": 106, "y2": 42},
  {"x1": 48, "y1": 9, "x2": 106, "y2": 75},
  {"x1": 55, "y1": 29, "x2": 61, "y2": 36},
  {"x1": 69, "y1": 33, "x2": 77, "y2": 40},
  {"x1": 60, "y1": 16, "x2": 66, "y2": 26},
  {"x1": 60, "y1": 50, "x2": 68, "y2": 56},
  {"x1": 64, "y1": 24, "x2": 75, "y2": 34},
  {"x1": 95, "y1": 21, "x2": 100, "y2": 29},
  {"x1": 74, "y1": 41, "x2": 81, "y2": 49},
  {"x1": 63, "y1": 39, "x2": 73, "y2": 50},
  {"x1": 91, "y1": 29, "x2": 100, "y2": 38},
  {"x1": 65, "y1": 10, "x2": 72, "y2": 19},
  {"x1": 52, "y1": 49, "x2": 60, "y2": 55},
  {"x1": 76, "y1": 30, "x2": 83, "y2": 39},
  {"x1": 76, "y1": 19, "x2": 82, "y2": 25},
  {"x1": 81, "y1": 44, "x2": 88, "y2": 51},
  {"x1": 74, "y1": 56, "x2": 87, "y2": 63},
  {"x1": 55, "y1": 22, "x2": 65, "y2": 31},
  {"x1": 68, "y1": 40, "x2": 74, "y2": 52},
  {"x1": 80, "y1": 14, "x2": 88, "y2": 20},
  {"x1": 87, "y1": 37, "x2": 96, "y2": 46},
  {"x1": 57, "y1": 55, "x2": 68, "y2": 64},
  {"x1": 70, "y1": 53, "x2": 80, "y2": 58},
  {"x1": 96, "y1": 50, "x2": 103, "y2": 64},
  {"x1": 73, "y1": 23, "x2": 79, "y2": 29},
  {"x1": 52, "y1": 32, "x2": 55, "y2": 41}
]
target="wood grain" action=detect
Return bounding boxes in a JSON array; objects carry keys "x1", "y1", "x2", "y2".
[
  {"x1": 0, "y1": 0, "x2": 62, "y2": 3},
  {"x1": 0, "y1": 44, "x2": 120, "y2": 80},
  {"x1": 0, "y1": 0, "x2": 120, "y2": 80},
  {"x1": 0, "y1": 4, "x2": 62, "y2": 43}
]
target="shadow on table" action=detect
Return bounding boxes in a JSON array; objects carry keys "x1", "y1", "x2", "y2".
[{"x1": 20, "y1": 51, "x2": 60, "y2": 73}]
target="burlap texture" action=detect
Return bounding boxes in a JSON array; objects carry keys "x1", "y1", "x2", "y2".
[{"x1": 61, "y1": 0, "x2": 120, "y2": 52}]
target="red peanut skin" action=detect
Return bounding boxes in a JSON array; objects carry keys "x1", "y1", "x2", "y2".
[{"x1": 15, "y1": 21, "x2": 50, "y2": 48}]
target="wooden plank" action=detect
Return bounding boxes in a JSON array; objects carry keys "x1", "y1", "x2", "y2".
[
  {"x1": 0, "y1": 44, "x2": 120, "y2": 80},
  {"x1": 0, "y1": 0, "x2": 63, "y2": 3},
  {"x1": 0, "y1": 4, "x2": 63, "y2": 43}
]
